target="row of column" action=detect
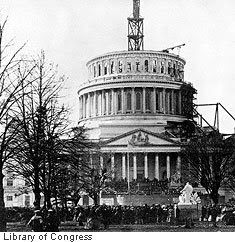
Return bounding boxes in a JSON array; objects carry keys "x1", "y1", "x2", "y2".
[
  {"x1": 79, "y1": 87, "x2": 181, "y2": 119},
  {"x1": 99, "y1": 153, "x2": 181, "y2": 180}
]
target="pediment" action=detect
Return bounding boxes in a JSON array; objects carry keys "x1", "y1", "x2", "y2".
[{"x1": 102, "y1": 129, "x2": 178, "y2": 147}]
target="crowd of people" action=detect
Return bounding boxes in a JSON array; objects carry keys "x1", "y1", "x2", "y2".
[{"x1": 26, "y1": 202, "x2": 235, "y2": 231}]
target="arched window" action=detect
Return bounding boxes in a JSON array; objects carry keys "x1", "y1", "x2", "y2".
[
  {"x1": 94, "y1": 66, "x2": 96, "y2": 77},
  {"x1": 98, "y1": 64, "x2": 101, "y2": 76},
  {"x1": 136, "y1": 62, "x2": 140, "y2": 72},
  {"x1": 119, "y1": 61, "x2": 123, "y2": 73},
  {"x1": 161, "y1": 61, "x2": 165, "y2": 74},
  {"x1": 144, "y1": 60, "x2": 149, "y2": 72},
  {"x1": 104, "y1": 63, "x2": 108, "y2": 75},
  {"x1": 136, "y1": 91, "x2": 142, "y2": 111},
  {"x1": 153, "y1": 60, "x2": 157, "y2": 73},
  {"x1": 117, "y1": 91, "x2": 122, "y2": 112},
  {"x1": 127, "y1": 62, "x2": 131, "y2": 72},
  {"x1": 168, "y1": 62, "x2": 172, "y2": 75},
  {"x1": 146, "y1": 89, "x2": 151, "y2": 112},
  {"x1": 110, "y1": 61, "x2": 114, "y2": 74},
  {"x1": 126, "y1": 92, "x2": 132, "y2": 112}
]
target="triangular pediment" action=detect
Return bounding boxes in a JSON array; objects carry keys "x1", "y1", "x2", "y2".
[{"x1": 101, "y1": 129, "x2": 178, "y2": 147}]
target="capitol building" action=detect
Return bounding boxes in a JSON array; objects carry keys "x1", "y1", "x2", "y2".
[{"x1": 77, "y1": 0, "x2": 196, "y2": 204}]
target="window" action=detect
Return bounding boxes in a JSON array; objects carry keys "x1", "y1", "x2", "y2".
[
  {"x1": 7, "y1": 196, "x2": 13, "y2": 201},
  {"x1": 7, "y1": 178, "x2": 13, "y2": 187},
  {"x1": 117, "y1": 91, "x2": 122, "y2": 112},
  {"x1": 110, "y1": 61, "x2": 114, "y2": 74},
  {"x1": 25, "y1": 195, "x2": 30, "y2": 207},
  {"x1": 118, "y1": 61, "x2": 123, "y2": 73},
  {"x1": 136, "y1": 92, "x2": 142, "y2": 111},
  {"x1": 93, "y1": 66, "x2": 96, "y2": 77},
  {"x1": 168, "y1": 62, "x2": 172, "y2": 75},
  {"x1": 146, "y1": 89, "x2": 151, "y2": 112},
  {"x1": 136, "y1": 62, "x2": 140, "y2": 72},
  {"x1": 126, "y1": 92, "x2": 132, "y2": 111},
  {"x1": 144, "y1": 60, "x2": 149, "y2": 72},
  {"x1": 153, "y1": 60, "x2": 157, "y2": 73},
  {"x1": 98, "y1": 64, "x2": 101, "y2": 76},
  {"x1": 127, "y1": 62, "x2": 131, "y2": 72},
  {"x1": 161, "y1": 61, "x2": 165, "y2": 74},
  {"x1": 104, "y1": 63, "x2": 108, "y2": 75}
]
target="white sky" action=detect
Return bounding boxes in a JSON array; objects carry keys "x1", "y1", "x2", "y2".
[{"x1": 1, "y1": 0, "x2": 235, "y2": 134}]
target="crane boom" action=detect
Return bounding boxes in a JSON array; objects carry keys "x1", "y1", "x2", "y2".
[{"x1": 162, "y1": 43, "x2": 185, "y2": 53}]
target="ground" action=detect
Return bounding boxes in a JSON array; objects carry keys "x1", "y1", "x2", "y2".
[{"x1": 6, "y1": 221, "x2": 235, "y2": 232}]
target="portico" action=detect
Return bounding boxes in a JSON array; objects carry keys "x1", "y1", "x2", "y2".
[{"x1": 95, "y1": 129, "x2": 182, "y2": 183}]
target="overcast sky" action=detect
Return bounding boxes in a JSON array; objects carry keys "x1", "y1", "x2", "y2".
[{"x1": 2, "y1": 0, "x2": 235, "y2": 134}]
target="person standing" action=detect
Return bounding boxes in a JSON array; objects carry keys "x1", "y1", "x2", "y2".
[
  {"x1": 44, "y1": 209, "x2": 60, "y2": 232},
  {"x1": 211, "y1": 204, "x2": 218, "y2": 227}
]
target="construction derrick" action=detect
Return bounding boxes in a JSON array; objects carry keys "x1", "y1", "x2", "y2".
[{"x1": 128, "y1": 0, "x2": 144, "y2": 51}]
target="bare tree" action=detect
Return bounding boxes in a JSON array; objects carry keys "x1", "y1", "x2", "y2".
[
  {"x1": 0, "y1": 19, "x2": 36, "y2": 231},
  {"x1": 181, "y1": 131, "x2": 235, "y2": 204},
  {"x1": 6, "y1": 51, "x2": 69, "y2": 210}
]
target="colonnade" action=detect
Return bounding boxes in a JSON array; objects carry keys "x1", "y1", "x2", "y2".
[
  {"x1": 79, "y1": 87, "x2": 181, "y2": 120},
  {"x1": 97, "y1": 152, "x2": 181, "y2": 181}
]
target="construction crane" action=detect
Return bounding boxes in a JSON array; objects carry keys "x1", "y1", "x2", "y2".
[
  {"x1": 128, "y1": 0, "x2": 144, "y2": 51},
  {"x1": 133, "y1": 0, "x2": 140, "y2": 19},
  {"x1": 162, "y1": 43, "x2": 185, "y2": 55}
]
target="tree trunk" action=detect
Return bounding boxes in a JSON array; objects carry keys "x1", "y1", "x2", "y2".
[
  {"x1": 210, "y1": 191, "x2": 219, "y2": 205},
  {"x1": 0, "y1": 171, "x2": 6, "y2": 231},
  {"x1": 33, "y1": 170, "x2": 41, "y2": 209},
  {"x1": 93, "y1": 193, "x2": 100, "y2": 206}
]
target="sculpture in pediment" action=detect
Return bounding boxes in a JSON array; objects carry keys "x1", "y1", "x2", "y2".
[{"x1": 128, "y1": 132, "x2": 150, "y2": 146}]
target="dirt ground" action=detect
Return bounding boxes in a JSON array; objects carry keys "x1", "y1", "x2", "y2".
[{"x1": 6, "y1": 221, "x2": 235, "y2": 232}]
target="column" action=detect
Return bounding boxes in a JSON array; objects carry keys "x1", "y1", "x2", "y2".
[
  {"x1": 178, "y1": 91, "x2": 182, "y2": 115},
  {"x1": 133, "y1": 153, "x2": 137, "y2": 180},
  {"x1": 166, "y1": 154, "x2": 170, "y2": 179},
  {"x1": 143, "y1": 87, "x2": 146, "y2": 113},
  {"x1": 155, "y1": 153, "x2": 160, "y2": 180},
  {"x1": 131, "y1": 87, "x2": 135, "y2": 113},
  {"x1": 83, "y1": 95, "x2": 86, "y2": 118},
  {"x1": 167, "y1": 91, "x2": 170, "y2": 114},
  {"x1": 105, "y1": 91, "x2": 109, "y2": 115},
  {"x1": 144, "y1": 153, "x2": 148, "y2": 178},
  {"x1": 153, "y1": 88, "x2": 156, "y2": 114},
  {"x1": 162, "y1": 89, "x2": 166, "y2": 114},
  {"x1": 121, "y1": 88, "x2": 124, "y2": 114},
  {"x1": 177, "y1": 154, "x2": 181, "y2": 177},
  {"x1": 114, "y1": 91, "x2": 117, "y2": 115},
  {"x1": 101, "y1": 90, "x2": 105, "y2": 115},
  {"x1": 100, "y1": 156, "x2": 104, "y2": 170},
  {"x1": 111, "y1": 89, "x2": 114, "y2": 115},
  {"x1": 93, "y1": 91, "x2": 97, "y2": 116},
  {"x1": 87, "y1": 93, "x2": 91, "y2": 117},
  {"x1": 171, "y1": 90, "x2": 174, "y2": 114},
  {"x1": 111, "y1": 153, "x2": 115, "y2": 179},
  {"x1": 122, "y1": 153, "x2": 126, "y2": 179}
]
